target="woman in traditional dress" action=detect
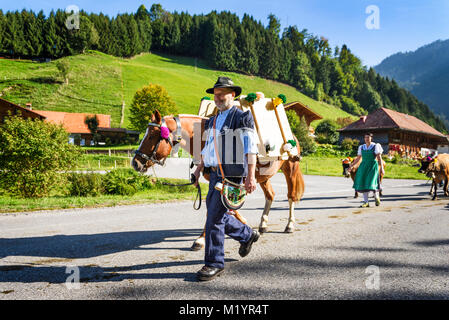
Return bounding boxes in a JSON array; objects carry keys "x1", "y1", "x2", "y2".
[{"x1": 349, "y1": 133, "x2": 384, "y2": 207}]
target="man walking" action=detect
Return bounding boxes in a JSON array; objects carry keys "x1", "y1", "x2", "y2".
[{"x1": 193, "y1": 76, "x2": 260, "y2": 281}]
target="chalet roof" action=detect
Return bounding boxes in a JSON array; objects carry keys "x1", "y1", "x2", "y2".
[
  {"x1": 0, "y1": 97, "x2": 46, "y2": 120},
  {"x1": 284, "y1": 101, "x2": 323, "y2": 122},
  {"x1": 32, "y1": 110, "x2": 111, "y2": 134},
  {"x1": 339, "y1": 107, "x2": 446, "y2": 138}
]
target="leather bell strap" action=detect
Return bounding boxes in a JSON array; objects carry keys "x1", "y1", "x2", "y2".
[{"x1": 212, "y1": 116, "x2": 226, "y2": 193}]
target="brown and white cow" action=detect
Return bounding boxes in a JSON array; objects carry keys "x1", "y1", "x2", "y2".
[
  {"x1": 418, "y1": 156, "x2": 438, "y2": 195},
  {"x1": 424, "y1": 153, "x2": 449, "y2": 200},
  {"x1": 342, "y1": 157, "x2": 386, "y2": 198}
]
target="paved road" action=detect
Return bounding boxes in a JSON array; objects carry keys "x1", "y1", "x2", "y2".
[{"x1": 1, "y1": 174, "x2": 449, "y2": 300}]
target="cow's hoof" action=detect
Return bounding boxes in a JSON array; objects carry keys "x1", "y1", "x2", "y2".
[
  {"x1": 284, "y1": 226, "x2": 294, "y2": 233},
  {"x1": 190, "y1": 242, "x2": 204, "y2": 251},
  {"x1": 259, "y1": 227, "x2": 268, "y2": 234}
]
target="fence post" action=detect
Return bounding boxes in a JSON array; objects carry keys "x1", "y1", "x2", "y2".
[{"x1": 98, "y1": 160, "x2": 100, "y2": 169}]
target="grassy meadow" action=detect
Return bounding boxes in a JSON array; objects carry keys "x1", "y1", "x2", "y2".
[{"x1": 0, "y1": 50, "x2": 356, "y2": 129}]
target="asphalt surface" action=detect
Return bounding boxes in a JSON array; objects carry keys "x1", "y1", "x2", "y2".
[{"x1": 1, "y1": 173, "x2": 449, "y2": 300}]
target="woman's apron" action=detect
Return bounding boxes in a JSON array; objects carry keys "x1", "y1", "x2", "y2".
[{"x1": 353, "y1": 146, "x2": 380, "y2": 192}]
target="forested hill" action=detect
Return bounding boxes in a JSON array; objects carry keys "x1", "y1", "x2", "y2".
[
  {"x1": 0, "y1": 4, "x2": 446, "y2": 132},
  {"x1": 375, "y1": 39, "x2": 449, "y2": 127}
]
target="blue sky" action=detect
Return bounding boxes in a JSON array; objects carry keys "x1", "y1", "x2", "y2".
[{"x1": 2, "y1": 0, "x2": 448, "y2": 67}]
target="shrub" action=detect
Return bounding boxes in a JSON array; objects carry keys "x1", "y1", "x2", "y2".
[
  {"x1": 315, "y1": 119, "x2": 339, "y2": 145},
  {"x1": 341, "y1": 137, "x2": 360, "y2": 153},
  {"x1": 103, "y1": 168, "x2": 151, "y2": 195},
  {"x1": 314, "y1": 144, "x2": 347, "y2": 157},
  {"x1": 0, "y1": 116, "x2": 81, "y2": 198},
  {"x1": 67, "y1": 172, "x2": 104, "y2": 197}
]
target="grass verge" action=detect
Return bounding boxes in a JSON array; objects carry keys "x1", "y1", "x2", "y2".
[{"x1": 0, "y1": 178, "x2": 208, "y2": 213}]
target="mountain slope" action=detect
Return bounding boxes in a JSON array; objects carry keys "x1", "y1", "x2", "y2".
[
  {"x1": 0, "y1": 50, "x2": 355, "y2": 128},
  {"x1": 374, "y1": 39, "x2": 449, "y2": 120}
]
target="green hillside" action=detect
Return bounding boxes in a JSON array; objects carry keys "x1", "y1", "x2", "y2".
[{"x1": 0, "y1": 50, "x2": 355, "y2": 128}]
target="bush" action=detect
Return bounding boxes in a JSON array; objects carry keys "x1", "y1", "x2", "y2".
[
  {"x1": 315, "y1": 119, "x2": 339, "y2": 145},
  {"x1": 103, "y1": 168, "x2": 151, "y2": 195},
  {"x1": 0, "y1": 116, "x2": 81, "y2": 198},
  {"x1": 341, "y1": 137, "x2": 360, "y2": 153},
  {"x1": 67, "y1": 172, "x2": 104, "y2": 197},
  {"x1": 314, "y1": 144, "x2": 347, "y2": 157}
]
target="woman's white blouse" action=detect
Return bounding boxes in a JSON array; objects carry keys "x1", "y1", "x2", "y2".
[{"x1": 357, "y1": 143, "x2": 384, "y2": 156}]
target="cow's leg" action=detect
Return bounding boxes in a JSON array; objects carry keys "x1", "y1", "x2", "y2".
[
  {"x1": 284, "y1": 199, "x2": 295, "y2": 233},
  {"x1": 191, "y1": 225, "x2": 206, "y2": 251},
  {"x1": 444, "y1": 179, "x2": 449, "y2": 197},
  {"x1": 432, "y1": 180, "x2": 438, "y2": 200},
  {"x1": 354, "y1": 191, "x2": 358, "y2": 198},
  {"x1": 191, "y1": 210, "x2": 247, "y2": 251},
  {"x1": 258, "y1": 180, "x2": 275, "y2": 234},
  {"x1": 259, "y1": 199, "x2": 273, "y2": 234}
]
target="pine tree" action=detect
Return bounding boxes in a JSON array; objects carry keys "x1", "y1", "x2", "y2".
[
  {"x1": 126, "y1": 14, "x2": 141, "y2": 56},
  {"x1": 135, "y1": 5, "x2": 152, "y2": 53},
  {"x1": 0, "y1": 9, "x2": 5, "y2": 55},
  {"x1": 22, "y1": 10, "x2": 43, "y2": 57},
  {"x1": 4, "y1": 11, "x2": 27, "y2": 57},
  {"x1": 236, "y1": 25, "x2": 259, "y2": 75},
  {"x1": 259, "y1": 30, "x2": 280, "y2": 80},
  {"x1": 43, "y1": 11, "x2": 60, "y2": 58},
  {"x1": 68, "y1": 15, "x2": 99, "y2": 54}
]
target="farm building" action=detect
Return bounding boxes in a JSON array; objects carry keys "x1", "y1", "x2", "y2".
[
  {"x1": 338, "y1": 107, "x2": 449, "y2": 158},
  {"x1": 284, "y1": 101, "x2": 323, "y2": 127},
  {"x1": 0, "y1": 98, "x2": 139, "y2": 146}
]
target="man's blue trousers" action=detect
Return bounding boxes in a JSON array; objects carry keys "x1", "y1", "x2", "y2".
[{"x1": 205, "y1": 171, "x2": 252, "y2": 269}]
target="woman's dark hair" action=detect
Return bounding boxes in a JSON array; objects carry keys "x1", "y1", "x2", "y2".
[{"x1": 365, "y1": 132, "x2": 373, "y2": 137}]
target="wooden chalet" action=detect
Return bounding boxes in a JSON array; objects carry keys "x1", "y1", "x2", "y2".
[
  {"x1": 338, "y1": 107, "x2": 449, "y2": 158},
  {"x1": 284, "y1": 101, "x2": 323, "y2": 127},
  {"x1": 0, "y1": 98, "x2": 139, "y2": 146},
  {"x1": 0, "y1": 97, "x2": 45, "y2": 121}
]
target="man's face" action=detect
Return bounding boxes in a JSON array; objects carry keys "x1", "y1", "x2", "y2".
[{"x1": 214, "y1": 88, "x2": 235, "y2": 110}]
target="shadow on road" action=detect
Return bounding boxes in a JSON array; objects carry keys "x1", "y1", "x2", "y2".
[{"x1": 0, "y1": 229, "x2": 208, "y2": 283}]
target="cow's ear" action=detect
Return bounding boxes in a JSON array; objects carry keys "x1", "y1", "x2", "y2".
[{"x1": 153, "y1": 110, "x2": 162, "y2": 125}]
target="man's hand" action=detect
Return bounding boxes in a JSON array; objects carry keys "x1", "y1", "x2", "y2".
[
  {"x1": 244, "y1": 174, "x2": 256, "y2": 194},
  {"x1": 193, "y1": 169, "x2": 201, "y2": 187},
  {"x1": 193, "y1": 159, "x2": 204, "y2": 188},
  {"x1": 245, "y1": 153, "x2": 257, "y2": 193}
]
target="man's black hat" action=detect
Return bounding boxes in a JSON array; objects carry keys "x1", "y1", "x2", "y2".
[{"x1": 206, "y1": 76, "x2": 242, "y2": 97}]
